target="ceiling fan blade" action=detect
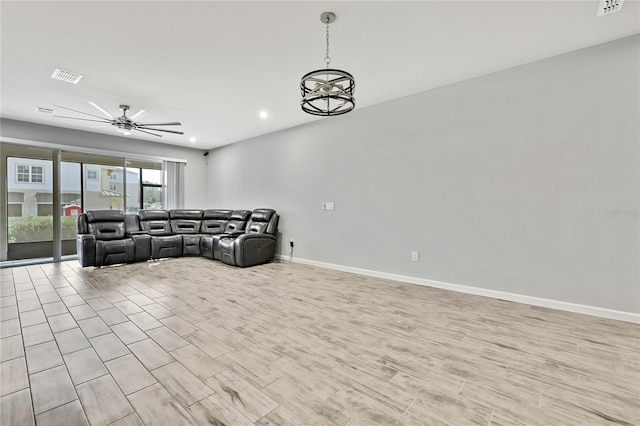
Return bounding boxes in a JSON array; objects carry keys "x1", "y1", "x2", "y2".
[
  {"x1": 88, "y1": 101, "x2": 114, "y2": 119},
  {"x1": 53, "y1": 115, "x2": 112, "y2": 123},
  {"x1": 130, "y1": 109, "x2": 147, "y2": 120},
  {"x1": 134, "y1": 128, "x2": 163, "y2": 137},
  {"x1": 137, "y1": 127, "x2": 184, "y2": 135},
  {"x1": 136, "y1": 122, "x2": 182, "y2": 126},
  {"x1": 53, "y1": 104, "x2": 111, "y2": 121}
]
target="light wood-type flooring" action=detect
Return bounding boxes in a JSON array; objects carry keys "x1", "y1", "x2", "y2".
[{"x1": 1, "y1": 257, "x2": 639, "y2": 425}]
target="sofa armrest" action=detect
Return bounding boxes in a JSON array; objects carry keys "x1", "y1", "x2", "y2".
[
  {"x1": 76, "y1": 234, "x2": 96, "y2": 267},
  {"x1": 233, "y1": 233, "x2": 277, "y2": 267}
]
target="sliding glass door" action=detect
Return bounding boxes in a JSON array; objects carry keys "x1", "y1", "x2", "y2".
[
  {"x1": 1, "y1": 144, "x2": 165, "y2": 265},
  {"x1": 4, "y1": 147, "x2": 55, "y2": 261}
]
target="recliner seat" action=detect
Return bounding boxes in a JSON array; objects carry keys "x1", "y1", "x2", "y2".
[
  {"x1": 217, "y1": 209, "x2": 279, "y2": 267},
  {"x1": 138, "y1": 210, "x2": 183, "y2": 259},
  {"x1": 77, "y1": 210, "x2": 135, "y2": 267}
]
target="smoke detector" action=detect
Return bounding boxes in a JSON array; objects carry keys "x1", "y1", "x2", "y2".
[
  {"x1": 51, "y1": 68, "x2": 83, "y2": 84},
  {"x1": 597, "y1": 0, "x2": 624, "y2": 17}
]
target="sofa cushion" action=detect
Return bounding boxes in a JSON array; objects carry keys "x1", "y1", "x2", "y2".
[
  {"x1": 201, "y1": 220, "x2": 228, "y2": 234},
  {"x1": 246, "y1": 209, "x2": 278, "y2": 235},
  {"x1": 170, "y1": 209, "x2": 204, "y2": 220},
  {"x1": 88, "y1": 221, "x2": 126, "y2": 240},
  {"x1": 170, "y1": 220, "x2": 201, "y2": 234},
  {"x1": 203, "y1": 209, "x2": 232, "y2": 220},
  {"x1": 141, "y1": 220, "x2": 172, "y2": 236},
  {"x1": 138, "y1": 209, "x2": 169, "y2": 221}
]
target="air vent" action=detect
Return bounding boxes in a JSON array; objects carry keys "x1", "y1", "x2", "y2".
[
  {"x1": 35, "y1": 106, "x2": 54, "y2": 114},
  {"x1": 597, "y1": 0, "x2": 624, "y2": 17},
  {"x1": 51, "y1": 68, "x2": 83, "y2": 84}
]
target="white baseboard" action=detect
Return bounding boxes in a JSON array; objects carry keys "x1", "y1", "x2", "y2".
[{"x1": 276, "y1": 255, "x2": 640, "y2": 324}]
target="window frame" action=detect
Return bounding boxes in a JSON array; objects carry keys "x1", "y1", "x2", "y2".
[{"x1": 16, "y1": 164, "x2": 45, "y2": 183}]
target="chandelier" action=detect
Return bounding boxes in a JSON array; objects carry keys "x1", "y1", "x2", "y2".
[{"x1": 300, "y1": 12, "x2": 355, "y2": 116}]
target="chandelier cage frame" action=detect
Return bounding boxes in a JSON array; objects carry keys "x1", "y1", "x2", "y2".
[{"x1": 300, "y1": 12, "x2": 356, "y2": 116}]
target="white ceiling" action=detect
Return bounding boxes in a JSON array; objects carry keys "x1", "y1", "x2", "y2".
[{"x1": 1, "y1": 1, "x2": 638, "y2": 150}]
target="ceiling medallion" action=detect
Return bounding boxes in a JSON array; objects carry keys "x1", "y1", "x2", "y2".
[{"x1": 300, "y1": 12, "x2": 355, "y2": 116}]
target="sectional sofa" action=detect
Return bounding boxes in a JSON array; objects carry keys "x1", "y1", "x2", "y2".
[{"x1": 76, "y1": 208, "x2": 279, "y2": 268}]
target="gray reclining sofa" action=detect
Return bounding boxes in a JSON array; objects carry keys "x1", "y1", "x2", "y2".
[{"x1": 77, "y1": 208, "x2": 279, "y2": 268}]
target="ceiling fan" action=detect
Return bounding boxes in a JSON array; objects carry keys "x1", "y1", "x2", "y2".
[{"x1": 52, "y1": 102, "x2": 184, "y2": 137}]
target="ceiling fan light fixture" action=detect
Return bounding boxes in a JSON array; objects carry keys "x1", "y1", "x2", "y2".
[
  {"x1": 300, "y1": 12, "x2": 355, "y2": 116},
  {"x1": 53, "y1": 103, "x2": 183, "y2": 138},
  {"x1": 88, "y1": 101, "x2": 114, "y2": 118},
  {"x1": 130, "y1": 109, "x2": 146, "y2": 120}
]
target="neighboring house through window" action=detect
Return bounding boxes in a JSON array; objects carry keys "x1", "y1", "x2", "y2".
[
  {"x1": 87, "y1": 170, "x2": 98, "y2": 180},
  {"x1": 16, "y1": 164, "x2": 44, "y2": 183}
]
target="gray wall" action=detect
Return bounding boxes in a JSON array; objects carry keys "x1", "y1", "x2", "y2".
[
  {"x1": 207, "y1": 35, "x2": 640, "y2": 314},
  {"x1": 0, "y1": 119, "x2": 208, "y2": 208}
]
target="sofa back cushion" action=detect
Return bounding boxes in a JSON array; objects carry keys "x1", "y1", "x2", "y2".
[
  {"x1": 223, "y1": 210, "x2": 251, "y2": 234},
  {"x1": 84, "y1": 210, "x2": 126, "y2": 240},
  {"x1": 138, "y1": 209, "x2": 172, "y2": 236},
  {"x1": 246, "y1": 209, "x2": 278, "y2": 235},
  {"x1": 168, "y1": 210, "x2": 203, "y2": 234},
  {"x1": 169, "y1": 210, "x2": 204, "y2": 220},
  {"x1": 201, "y1": 209, "x2": 232, "y2": 234},
  {"x1": 170, "y1": 220, "x2": 201, "y2": 234}
]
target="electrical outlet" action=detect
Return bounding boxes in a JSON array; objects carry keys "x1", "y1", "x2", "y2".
[{"x1": 411, "y1": 251, "x2": 419, "y2": 262}]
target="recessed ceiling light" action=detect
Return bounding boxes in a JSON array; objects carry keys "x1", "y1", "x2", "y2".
[
  {"x1": 189, "y1": 137, "x2": 197, "y2": 143},
  {"x1": 259, "y1": 111, "x2": 269, "y2": 119},
  {"x1": 51, "y1": 68, "x2": 83, "y2": 84}
]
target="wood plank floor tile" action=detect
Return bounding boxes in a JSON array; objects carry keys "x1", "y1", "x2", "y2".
[
  {"x1": 109, "y1": 413, "x2": 144, "y2": 426},
  {"x1": 255, "y1": 405, "x2": 308, "y2": 426},
  {"x1": 169, "y1": 344, "x2": 225, "y2": 380},
  {"x1": 19, "y1": 309, "x2": 46, "y2": 327},
  {"x1": 151, "y1": 361, "x2": 213, "y2": 407},
  {"x1": 127, "y1": 383, "x2": 195, "y2": 425},
  {"x1": 89, "y1": 333, "x2": 130, "y2": 361},
  {"x1": 184, "y1": 329, "x2": 233, "y2": 358},
  {"x1": 187, "y1": 393, "x2": 255, "y2": 426},
  {"x1": 76, "y1": 375, "x2": 134, "y2": 426},
  {"x1": 25, "y1": 340, "x2": 63, "y2": 374},
  {"x1": 77, "y1": 316, "x2": 110, "y2": 338},
  {"x1": 127, "y1": 338, "x2": 174, "y2": 370},
  {"x1": 160, "y1": 315, "x2": 199, "y2": 336},
  {"x1": 0, "y1": 388, "x2": 34, "y2": 426},
  {"x1": 205, "y1": 369, "x2": 279, "y2": 422},
  {"x1": 68, "y1": 304, "x2": 97, "y2": 321},
  {"x1": 30, "y1": 365, "x2": 77, "y2": 414},
  {"x1": 55, "y1": 327, "x2": 91, "y2": 355},
  {"x1": 41, "y1": 301, "x2": 68, "y2": 317},
  {"x1": 35, "y1": 399, "x2": 88, "y2": 426},
  {"x1": 146, "y1": 326, "x2": 189, "y2": 351},
  {"x1": 47, "y1": 312, "x2": 78, "y2": 333},
  {"x1": 96, "y1": 307, "x2": 129, "y2": 326},
  {"x1": 127, "y1": 311, "x2": 162, "y2": 331},
  {"x1": 105, "y1": 354, "x2": 157, "y2": 395},
  {"x1": 113, "y1": 300, "x2": 144, "y2": 316},
  {"x1": 110, "y1": 321, "x2": 147, "y2": 345},
  {"x1": 1, "y1": 318, "x2": 21, "y2": 338},
  {"x1": 63, "y1": 348, "x2": 108, "y2": 385},
  {"x1": 22, "y1": 323, "x2": 54, "y2": 347},
  {"x1": 262, "y1": 377, "x2": 350, "y2": 426},
  {"x1": 0, "y1": 357, "x2": 29, "y2": 396}
]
